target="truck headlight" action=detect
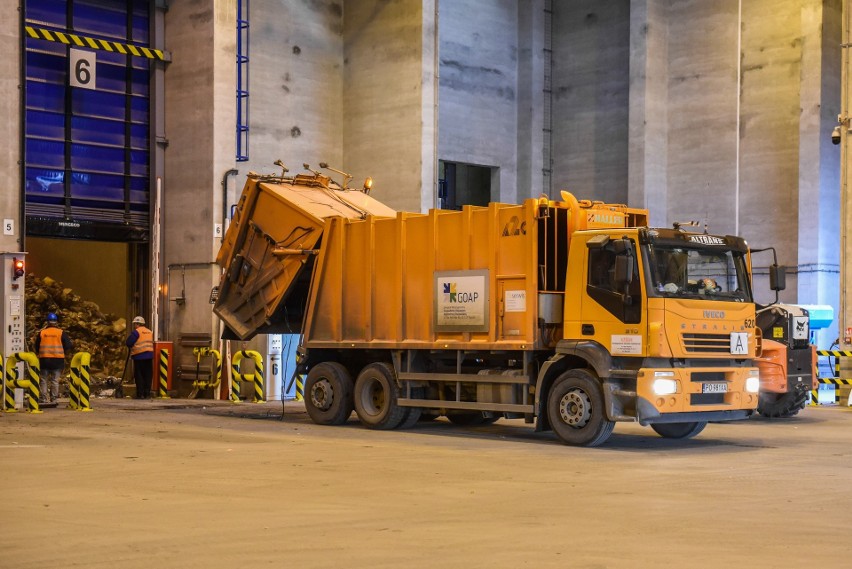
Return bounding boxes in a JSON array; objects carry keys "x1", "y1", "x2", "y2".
[
  {"x1": 653, "y1": 378, "x2": 678, "y2": 395},
  {"x1": 745, "y1": 370, "x2": 760, "y2": 393}
]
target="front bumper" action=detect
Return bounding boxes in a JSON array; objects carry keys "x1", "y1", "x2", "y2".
[{"x1": 635, "y1": 366, "x2": 759, "y2": 422}]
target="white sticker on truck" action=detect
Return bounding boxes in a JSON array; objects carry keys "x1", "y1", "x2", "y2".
[
  {"x1": 730, "y1": 332, "x2": 748, "y2": 355},
  {"x1": 611, "y1": 335, "x2": 642, "y2": 355},
  {"x1": 792, "y1": 316, "x2": 809, "y2": 340},
  {"x1": 505, "y1": 290, "x2": 526, "y2": 312}
]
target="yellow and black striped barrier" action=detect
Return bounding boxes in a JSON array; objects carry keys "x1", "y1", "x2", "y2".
[
  {"x1": 3, "y1": 352, "x2": 42, "y2": 414},
  {"x1": 157, "y1": 348, "x2": 171, "y2": 399},
  {"x1": 191, "y1": 347, "x2": 222, "y2": 392},
  {"x1": 295, "y1": 374, "x2": 304, "y2": 402},
  {"x1": 69, "y1": 352, "x2": 93, "y2": 412},
  {"x1": 24, "y1": 25, "x2": 171, "y2": 62},
  {"x1": 230, "y1": 350, "x2": 265, "y2": 403},
  {"x1": 812, "y1": 350, "x2": 852, "y2": 405}
]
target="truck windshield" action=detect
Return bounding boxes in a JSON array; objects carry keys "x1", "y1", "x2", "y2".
[{"x1": 645, "y1": 243, "x2": 752, "y2": 302}]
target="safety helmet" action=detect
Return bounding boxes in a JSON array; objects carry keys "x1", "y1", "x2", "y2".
[
  {"x1": 132, "y1": 316, "x2": 146, "y2": 325},
  {"x1": 47, "y1": 312, "x2": 58, "y2": 322}
]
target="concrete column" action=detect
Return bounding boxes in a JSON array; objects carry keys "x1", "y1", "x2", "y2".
[
  {"x1": 0, "y1": 4, "x2": 21, "y2": 252},
  {"x1": 627, "y1": 0, "x2": 668, "y2": 227},
  {"x1": 551, "y1": 0, "x2": 630, "y2": 204},
  {"x1": 245, "y1": 0, "x2": 344, "y2": 178},
  {"x1": 665, "y1": 0, "x2": 738, "y2": 235},
  {"x1": 840, "y1": 0, "x2": 852, "y2": 346},
  {"x1": 516, "y1": 0, "x2": 545, "y2": 201},
  {"x1": 343, "y1": 0, "x2": 434, "y2": 213},
  {"x1": 798, "y1": 0, "x2": 841, "y2": 347},
  {"x1": 436, "y1": 0, "x2": 518, "y2": 205},
  {"x1": 163, "y1": 0, "x2": 236, "y2": 340}
]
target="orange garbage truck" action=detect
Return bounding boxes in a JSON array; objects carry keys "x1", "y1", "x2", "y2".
[{"x1": 213, "y1": 165, "x2": 762, "y2": 446}]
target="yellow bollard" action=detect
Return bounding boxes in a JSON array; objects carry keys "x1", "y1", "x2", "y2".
[
  {"x1": 230, "y1": 350, "x2": 264, "y2": 403},
  {"x1": 190, "y1": 347, "x2": 222, "y2": 394},
  {"x1": 69, "y1": 352, "x2": 93, "y2": 412},
  {"x1": 157, "y1": 348, "x2": 171, "y2": 399},
  {"x1": 4, "y1": 353, "x2": 42, "y2": 414}
]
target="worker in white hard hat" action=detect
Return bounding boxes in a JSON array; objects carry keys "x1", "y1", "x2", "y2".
[{"x1": 126, "y1": 316, "x2": 154, "y2": 399}]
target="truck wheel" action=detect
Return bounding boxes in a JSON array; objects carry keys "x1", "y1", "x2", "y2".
[
  {"x1": 547, "y1": 369, "x2": 615, "y2": 447},
  {"x1": 304, "y1": 362, "x2": 354, "y2": 426},
  {"x1": 354, "y1": 362, "x2": 407, "y2": 430},
  {"x1": 397, "y1": 387, "x2": 424, "y2": 429},
  {"x1": 757, "y1": 387, "x2": 809, "y2": 418},
  {"x1": 650, "y1": 422, "x2": 706, "y2": 439}
]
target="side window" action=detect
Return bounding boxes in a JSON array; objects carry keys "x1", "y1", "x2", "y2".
[
  {"x1": 588, "y1": 249, "x2": 617, "y2": 292},
  {"x1": 586, "y1": 241, "x2": 641, "y2": 324}
]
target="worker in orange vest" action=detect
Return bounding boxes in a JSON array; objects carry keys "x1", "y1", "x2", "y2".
[
  {"x1": 33, "y1": 312, "x2": 73, "y2": 404},
  {"x1": 126, "y1": 316, "x2": 154, "y2": 399}
]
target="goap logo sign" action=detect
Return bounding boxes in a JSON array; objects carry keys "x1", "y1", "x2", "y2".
[
  {"x1": 435, "y1": 271, "x2": 489, "y2": 332},
  {"x1": 443, "y1": 282, "x2": 480, "y2": 304}
]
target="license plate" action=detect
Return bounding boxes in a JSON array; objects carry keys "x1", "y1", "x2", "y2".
[{"x1": 702, "y1": 382, "x2": 728, "y2": 394}]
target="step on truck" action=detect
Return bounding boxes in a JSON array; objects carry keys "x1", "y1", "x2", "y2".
[{"x1": 213, "y1": 164, "x2": 762, "y2": 446}]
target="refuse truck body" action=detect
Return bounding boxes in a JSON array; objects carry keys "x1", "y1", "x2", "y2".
[{"x1": 214, "y1": 170, "x2": 761, "y2": 446}]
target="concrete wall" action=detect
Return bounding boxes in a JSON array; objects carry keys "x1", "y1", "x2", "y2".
[
  {"x1": 438, "y1": 0, "x2": 519, "y2": 203},
  {"x1": 551, "y1": 0, "x2": 630, "y2": 204},
  {"x1": 0, "y1": 4, "x2": 21, "y2": 253},
  {"x1": 343, "y1": 0, "x2": 434, "y2": 213}
]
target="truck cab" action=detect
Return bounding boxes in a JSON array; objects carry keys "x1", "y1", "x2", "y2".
[{"x1": 541, "y1": 226, "x2": 759, "y2": 444}]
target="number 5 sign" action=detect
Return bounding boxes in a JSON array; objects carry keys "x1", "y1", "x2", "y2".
[{"x1": 70, "y1": 48, "x2": 96, "y2": 90}]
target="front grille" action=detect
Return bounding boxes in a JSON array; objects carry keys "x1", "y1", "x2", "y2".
[
  {"x1": 682, "y1": 333, "x2": 730, "y2": 354},
  {"x1": 691, "y1": 371, "x2": 726, "y2": 382},
  {"x1": 690, "y1": 393, "x2": 725, "y2": 405}
]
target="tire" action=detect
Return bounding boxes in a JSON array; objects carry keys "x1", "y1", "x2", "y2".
[
  {"x1": 757, "y1": 387, "x2": 809, "y2": 418},
  {"x1": 304, "y1": 362, "x2": 354, "y2": 426},
  {"x1": 354, "y1": 362, "x2": 407, "y2": 430},
  {"x1": 650, "y1": 421, "x2": 707, "y2": 439},
  {"x1": 397, "y1": 387, "x2": 424, "y2": 429},
  {"x1": 546, "y1": 369, "x2": 615, "y2": 447}
]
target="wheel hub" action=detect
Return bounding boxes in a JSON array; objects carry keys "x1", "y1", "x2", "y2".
[
  {"x1": 310, "y1": 379, "x2": 333, "y2": 411},
  {"x1": 559, "y1": 389, "x2": 591, "y2": 428}
]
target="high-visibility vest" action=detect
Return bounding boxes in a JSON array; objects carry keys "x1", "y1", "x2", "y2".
[
  {"x1": 130, "y1": 326, "x2": 154, "y2": 356},
  {"x1": 38, "y1": 327, "x2": 65, "y2": 359}
]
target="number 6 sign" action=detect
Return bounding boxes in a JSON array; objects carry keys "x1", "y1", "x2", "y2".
[{"x1": 70, "y1": 49, "x2": 96, "y2": 90}]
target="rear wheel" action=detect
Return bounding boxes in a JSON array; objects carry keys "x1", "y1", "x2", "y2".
[
  {"x1": 546, "y1": 369, "x2": 614, "y2": 447},
  {"x1": 304, "y1": 362, "x2": 354, "y2": 425},
  {"x1": 757, "y1": 386, "x2": 809, "y2": 418},
  {"x1": 354, "y1": 362, "x2": 407, "y2": 430},
  {"x1": 650, "y1": 421, "x2": 707, "y2": 439}
]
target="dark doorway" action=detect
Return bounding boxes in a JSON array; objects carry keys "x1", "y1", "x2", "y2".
[{"x1": 438, "y1": 161, "x2": 493, "y2": 210}]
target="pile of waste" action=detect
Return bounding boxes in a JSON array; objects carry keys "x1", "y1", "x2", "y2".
[{"x1": 25, "y1": 274, "x2": 129, "y2": 395}]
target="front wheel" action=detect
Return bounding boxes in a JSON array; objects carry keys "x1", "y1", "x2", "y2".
[
  {"x1": 546, "y1": 369, "x2": 614, "y2": 447},
  {"x1": 354, "y1": 362, "x2": 407, "y2": 430},
  {"x1": 650, "y1": 421, "x2": 707, "y2": 439},
  {"x1": 757, "y1": 387, "x2": 808, "y2": 418},
  {"x1": 304, "y1": 362, "x2": 354, "y2": 425}
]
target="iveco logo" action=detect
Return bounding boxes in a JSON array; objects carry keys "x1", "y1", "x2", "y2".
[{"x1": 704, "y1": 310, "x2": 726, "y2": 319}]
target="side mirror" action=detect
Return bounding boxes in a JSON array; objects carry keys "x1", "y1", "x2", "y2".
[
  {"x1": 613, "y1": 255, "x2": 634, "y2": 288},
  {"x1": 769, "y1": 264, "x2": 786, "y2": 291}
]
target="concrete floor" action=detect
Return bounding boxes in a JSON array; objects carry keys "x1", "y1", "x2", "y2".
[{"x1": 1, "y1": 398, "x2": 849, "y2": 569}]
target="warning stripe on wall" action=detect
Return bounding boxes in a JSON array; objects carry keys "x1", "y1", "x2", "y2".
[{"x1": 25, "y1": 25, "x2": 171, "y2": 62}]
